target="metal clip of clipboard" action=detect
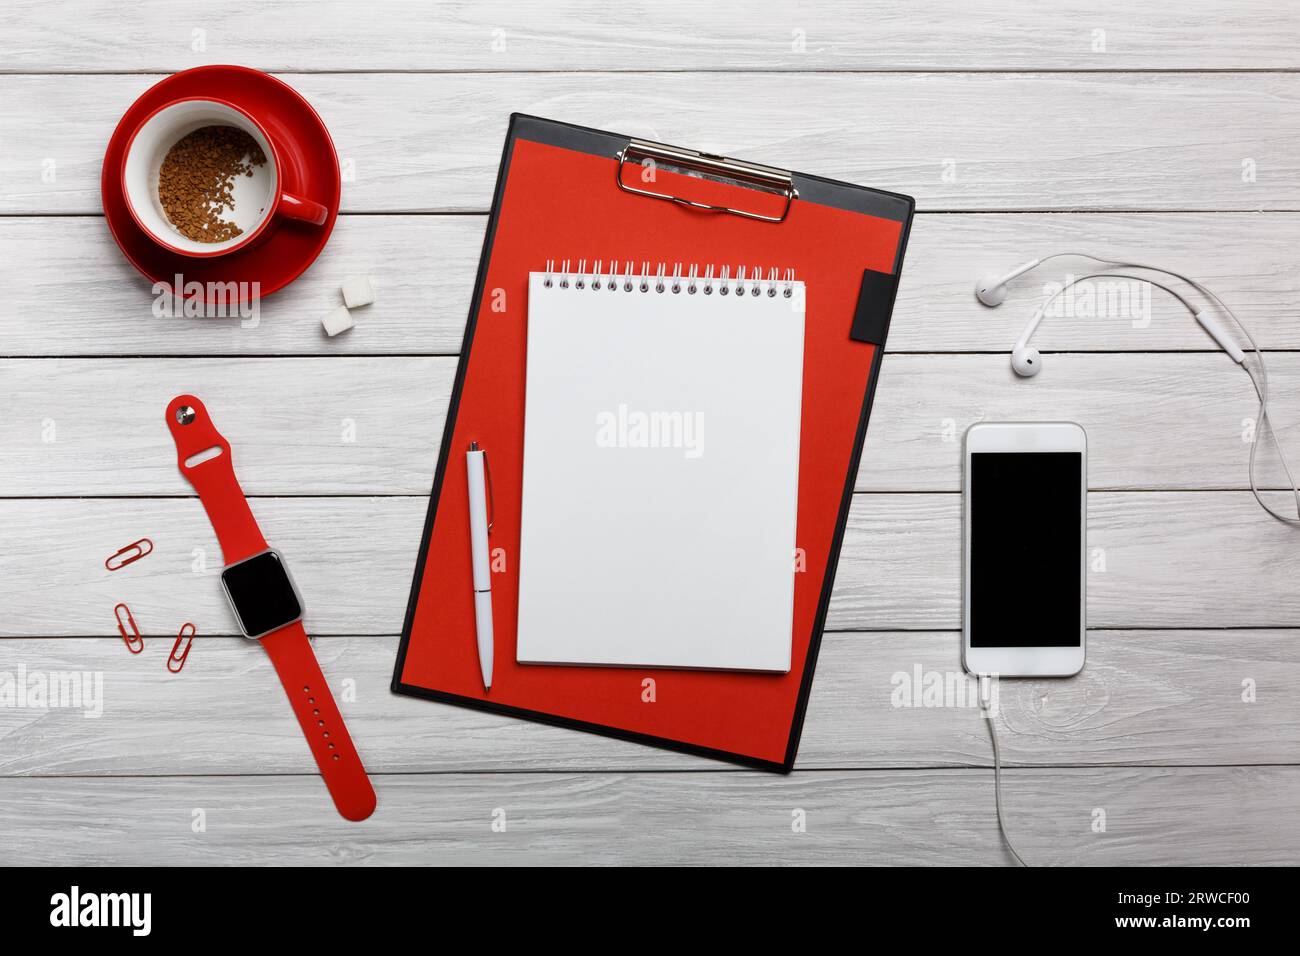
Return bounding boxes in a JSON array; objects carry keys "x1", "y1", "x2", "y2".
[{"x1": 615, "y1": 138, "x2": 798, "y2": 224}]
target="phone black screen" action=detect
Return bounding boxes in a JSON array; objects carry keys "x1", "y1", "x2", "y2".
[{"x1": 969, "y1": 451, "x2": 1082, "y2": 648}]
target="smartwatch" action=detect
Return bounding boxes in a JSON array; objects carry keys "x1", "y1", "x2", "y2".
[{"x1": 166, "y1": 394, "x2": 376, "y2": 822}]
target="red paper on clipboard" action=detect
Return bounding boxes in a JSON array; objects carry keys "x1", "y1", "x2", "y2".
[{"x1": 392, "y1": 115, "x2": 913, "y2": 770}]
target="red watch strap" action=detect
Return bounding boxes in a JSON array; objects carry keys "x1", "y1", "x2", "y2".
[
  {"x1": 165, "y1": 395, "x2": 266, "y2": 565},
  {"x1": 166, "y1": 394, "x2": 376, "y2": 822},
  {"x1": 262, "y1": 622, "x2": 377, "y2": 821}
]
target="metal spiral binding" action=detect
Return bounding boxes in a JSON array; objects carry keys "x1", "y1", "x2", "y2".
[{"x1": 543, "y1": 260, "x2": 796, "y2": 298}]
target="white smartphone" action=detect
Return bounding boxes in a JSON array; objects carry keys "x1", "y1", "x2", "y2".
[{"x1": 963, "y1": 422, "x2": 1086, "y2": 677}]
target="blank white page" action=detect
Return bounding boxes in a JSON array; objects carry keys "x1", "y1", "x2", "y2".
[{"x1": 516, "y1": 269, "x2": 805, "y2": 672}]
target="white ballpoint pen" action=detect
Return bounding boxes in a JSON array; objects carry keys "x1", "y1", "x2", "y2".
[{"x1": 466, "y1": 441, "x2": 495, "y2": 689}]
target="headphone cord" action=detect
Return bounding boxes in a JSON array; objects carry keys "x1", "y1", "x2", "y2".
[
  {"x1": 977, "y1": 675, "x2": 1028, "y2": 866},
  {"x1": 1032, "y1": 262, "x2": 1300, "y2": 525}
]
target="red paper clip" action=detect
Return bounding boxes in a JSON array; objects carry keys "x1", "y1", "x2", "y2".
[
  {"x1": 114, "y1": 602, "x2": 144, "y2": 654},
  {"x1": 168, "y1": 623, "x2": 195, "y2": 673},
  {"x1": 105, "y1": 538, "x2": 153, "y2": 571}
]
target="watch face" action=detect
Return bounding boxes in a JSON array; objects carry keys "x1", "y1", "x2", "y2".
[{"x1": 220, "y1": 550, "x2": 303, "y2": 639}]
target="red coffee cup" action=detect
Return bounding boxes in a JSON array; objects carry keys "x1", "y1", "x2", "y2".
[{"x1": 120, "y1": 96, "x2": 327, "y2": 258}]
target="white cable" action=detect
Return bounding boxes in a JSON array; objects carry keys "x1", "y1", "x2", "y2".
[
  {"x1": 1027, "y1": 256, "x2": 1300, "y2": 525},
  {"x1": 977, "y1": 675, "x2": 1028, "y2": 866},
  {"x1": 1036, "y1": 270, "x2": 1199, "y2": 315}
]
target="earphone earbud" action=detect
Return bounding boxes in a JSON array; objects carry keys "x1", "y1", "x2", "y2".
[
  {"x1": 974, "y1": 258, "x2": 1042, "y2": 307},
  {"x1": 1010, "y1": 346, "x2": 1042, "y2": 377},
  {"x1": 974, "y1": 276, "x2": 1011, "y2": 307},
  {"x1": 1007, "y1": 308, "x2": 1047, "y2": 377}
]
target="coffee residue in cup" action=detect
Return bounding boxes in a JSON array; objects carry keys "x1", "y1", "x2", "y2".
[{"x1": 157, "y1": 125, "x2": 267, "y2": 243}]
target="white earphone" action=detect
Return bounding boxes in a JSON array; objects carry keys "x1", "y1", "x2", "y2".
[
  {"x1": 974, "y1": 259, "x2": 1043, "y2": 308},
  {"x1": 975, "y1": 252, "x2": 1300, "y2": 526}
]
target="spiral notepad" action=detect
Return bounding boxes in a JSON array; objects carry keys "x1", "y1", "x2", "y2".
[{"x1": 516, "y1": 261, "x2": 806, "y2": 671}]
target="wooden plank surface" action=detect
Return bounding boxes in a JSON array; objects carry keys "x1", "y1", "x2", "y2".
[
  {"x1": 5, "y1": 213, "x2": 1300, "y2": 358},
  {"x1": 5, "y1": 72, "x2": 1300, "y2": 214},
  {"x1": 5, "y1": 1, "x2": 1298, "y2": 72},
  {"x1": 863, "y1": 353, "x2": 1300, "y2": 492},
  {"x1": 0, "y1": 630, "x2": 1293, "y2": 775},
  {"x1": 6, "y1": 0, "x2": 1300, "y2": 867},
  {"x1": 0, "y1": 766, "x2": 1293, "y2": 865},
  {"x1": 0, "y1": 358, "x2": 454, "y2": 496},
  {"x1": 4, "y1": 491, "x2": 1299, "y2": 637},
  {"x1": 4, "y1": 354, "x2": 1296, "y2": 496}
]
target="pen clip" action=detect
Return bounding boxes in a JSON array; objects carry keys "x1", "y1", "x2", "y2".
[
  {"x1": 470, "y1": 441, "x2": 495, "y2": 534},
  {"x1": 483, "y1": 449, "x2": 495, "y2": 534}
]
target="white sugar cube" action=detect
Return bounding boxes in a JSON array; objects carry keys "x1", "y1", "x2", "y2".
[
  {"x1": 321, "y1": 305, "x2": 355, "y2": 337},
  {"x1": 340, "y1": 275, "x2": 375, "y2": 308}
]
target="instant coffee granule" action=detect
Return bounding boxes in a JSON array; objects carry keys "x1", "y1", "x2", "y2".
[{"x1": 158, "y1": 125, "x2": 267, "y2": 243}]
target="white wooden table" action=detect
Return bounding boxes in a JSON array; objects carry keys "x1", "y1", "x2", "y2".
[{"x1": 3, "y1": 0, "x2": 1299, "y2": 865}]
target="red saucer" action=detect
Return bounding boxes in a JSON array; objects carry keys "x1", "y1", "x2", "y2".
[{"x1": 102, "y1": 65, "x2": 340, "y2": 303}]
